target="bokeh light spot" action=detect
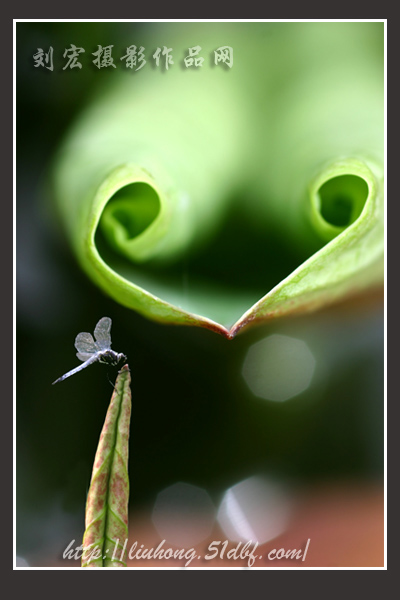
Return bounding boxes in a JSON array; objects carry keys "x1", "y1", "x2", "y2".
[
  {"x1": 242, "y1": 334, "x2": 316, "y2": 402},
  {"x1": 152, "y1": 482, "x2": 215, "y2": 547},
  {"x1": 217, "y1": 476, "x2": 292, "y2": 544}
]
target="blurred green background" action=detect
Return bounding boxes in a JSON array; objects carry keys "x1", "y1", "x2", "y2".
[{"x1": 16, "y1": 21, "x2": 384, "y2": 566}]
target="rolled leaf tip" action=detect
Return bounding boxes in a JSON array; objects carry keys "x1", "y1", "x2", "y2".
[{"x1": 82, "y1": 363, "x2": 132, "y2": 567}]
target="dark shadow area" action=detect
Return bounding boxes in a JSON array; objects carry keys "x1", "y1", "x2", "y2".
[
  {"x1": 319, "y1": 175, "x2": 369, "y2": 228},
  {"x1": 101, "y1": 182, "x2": 161, "y2": 243}
]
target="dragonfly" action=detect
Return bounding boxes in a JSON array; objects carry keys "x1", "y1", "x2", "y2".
[{"x1": 52, "y1": 317, "x2": 127, "y2": 384}]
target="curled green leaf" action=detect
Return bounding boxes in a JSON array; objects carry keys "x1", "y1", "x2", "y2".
[{"x1": 51, "y1": 22, "x2": 384, "y2": 336}]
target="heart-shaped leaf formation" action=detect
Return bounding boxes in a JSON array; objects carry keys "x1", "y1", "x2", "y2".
[{"x1": 52, "y1": 23, "x2": 384, "y2": 337}]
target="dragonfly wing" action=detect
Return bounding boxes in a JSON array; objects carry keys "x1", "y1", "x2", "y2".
[
  {"x1": 75, "y1": 332, "x2": 97, "y2": 355},
  {"x1": 76, "y1": 351, "x2": 96, "y2": 362},
  {"x1": 94, "y1": 317, "x2": 112, "y2": 350}
]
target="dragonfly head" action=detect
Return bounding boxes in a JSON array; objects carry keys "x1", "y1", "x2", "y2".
[{"x1": 118, "y1": 352, "x2": 127, "y2": 365}]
